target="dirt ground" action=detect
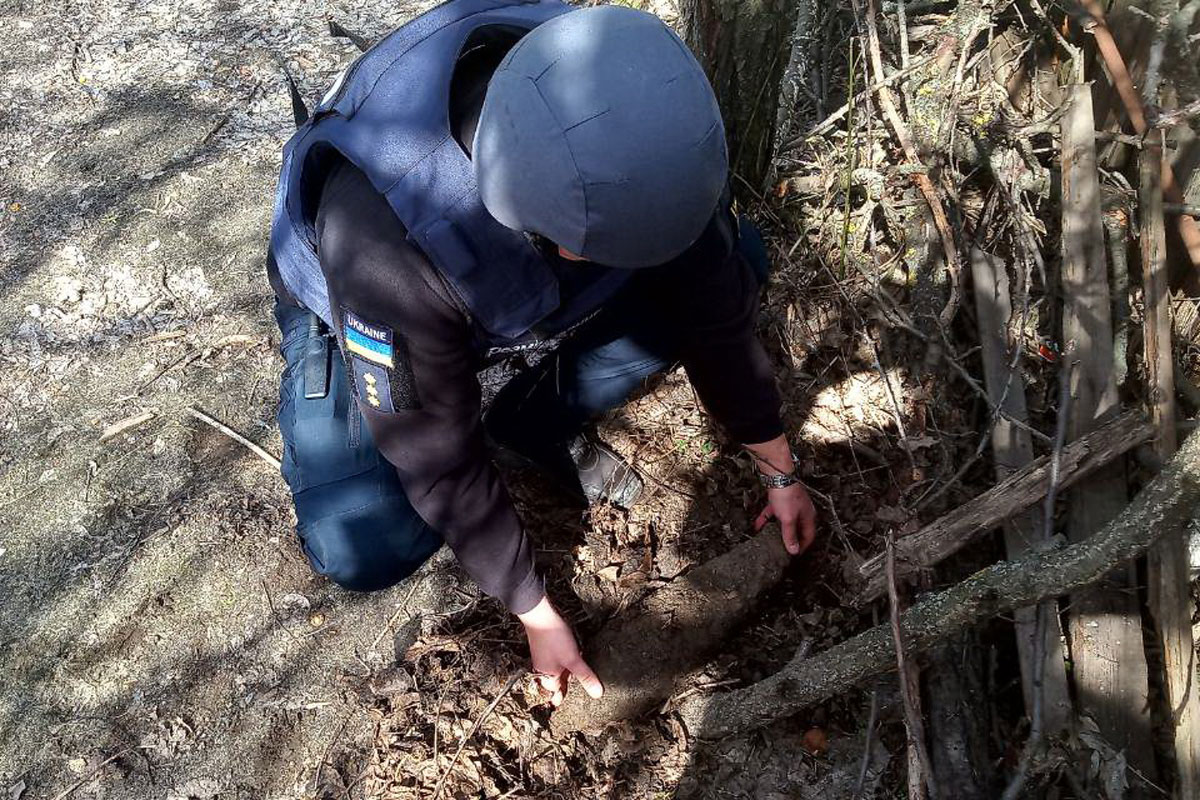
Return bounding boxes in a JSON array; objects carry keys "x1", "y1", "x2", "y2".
[{"x1": 0, "y1": 0, "x2": 989, "y2": 797}]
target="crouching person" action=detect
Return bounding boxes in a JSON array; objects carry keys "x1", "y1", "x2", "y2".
[{"x1": 265, "y1": 0, "x2": 817, "y2": 704}]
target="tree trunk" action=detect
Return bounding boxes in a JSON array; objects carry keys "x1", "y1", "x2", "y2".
[{"x1": 680, "y1": 0, "x2": 801, "y2": 194}]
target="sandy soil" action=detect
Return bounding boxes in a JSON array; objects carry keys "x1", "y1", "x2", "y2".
[
  {"x1": 0, "y1": 1, "x2": 933, "y2": 797},
  {"x1": 0, "y1": 1, "x2": 469, "y2": 797}
]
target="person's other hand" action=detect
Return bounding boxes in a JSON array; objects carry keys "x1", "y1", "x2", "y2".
[
  {"x1": 755, "y1": 482, "x2": 818, "y2": 556},
  {"x1": 517, "y1": 596, "x2": 603, "y2": 706}
]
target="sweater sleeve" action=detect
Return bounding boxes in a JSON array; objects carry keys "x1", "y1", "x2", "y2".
[
  {"x1": 647, "y1": 222, "x2": 784, "y2": 445},
  {"x1": 316, "y1": 162, "x2": 544, "y2": 613}
]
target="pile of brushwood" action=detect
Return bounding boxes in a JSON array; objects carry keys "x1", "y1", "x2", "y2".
[
  {"x1": 543, "y1": 0, "x2": 1200, "y2": 796},
  {"x1": 362, "y1": 0, "x2": 1200, "y2": 797}
]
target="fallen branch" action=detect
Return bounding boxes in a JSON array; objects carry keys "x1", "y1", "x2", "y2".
[
  {"x1": 99, "y1": 410, "x2": 156, "y2": 443},
  {"x1": 678, "y1": 428, "x2": 1200, "y2": 739},
  {"x1": 1002, "y1": 357, "x2": 1073, "y2": 800},
  {"x1": 969, "y1": 248, "x2": 1071, "y2": 730},
  {"x1": 187, "y1": 407, "x2": 282, "y2": 470},
  {"x1": 1060, "y1": 82, "x2": 1156, "y2": 773},
  {"x1": 551, "y1": 530, "x2": 790, "y2": 735},
  {"x1": 854, "y1": 411, "x2": 1154, "y2": 604}
]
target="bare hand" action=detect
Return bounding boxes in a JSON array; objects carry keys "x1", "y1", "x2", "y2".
[
  {"x1": 755, "y1": 482, "x2": 818, "y2": 556},
  {"x1": 517, "y1": 596, "x2": 603, "y2": 706}
]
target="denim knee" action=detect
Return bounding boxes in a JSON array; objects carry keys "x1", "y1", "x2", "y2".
[
  {"x1": 272, "y1": 298, "x2": 442, "y2": 590},
  {"x1": 296, "y1": 471, "x2": 442, "y2": 591}
]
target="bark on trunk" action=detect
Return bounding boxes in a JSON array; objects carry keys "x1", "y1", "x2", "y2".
[
  {"x1": 680, "y1": 0, "x2": 801, "y2": 193},
  {"x1": 1141, "y1": 130, "x2": 1200, "y2": 799},
  {"x1": 926, "y1": 633, "x2": 994, "y2": 798}
]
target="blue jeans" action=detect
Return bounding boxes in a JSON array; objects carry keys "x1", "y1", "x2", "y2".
[
  {"x1": 275, "y1": 302, "x2": 442, "y2": 590},
  {"x1": 273, "y1": 217, "x2": 767, "y2": 591}
]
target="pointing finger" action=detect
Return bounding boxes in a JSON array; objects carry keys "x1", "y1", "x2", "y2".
[{"x1": 780, "y1": 517, "x2": 801, "y2": 555}]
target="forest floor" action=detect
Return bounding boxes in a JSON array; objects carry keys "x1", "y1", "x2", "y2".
[{"x1": 0, "y1": 0, "x2": 1033, "y2": 798}]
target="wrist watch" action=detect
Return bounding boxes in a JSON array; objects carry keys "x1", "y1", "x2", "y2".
[{"x1": 758, "y1": 451, "x2": 802, "y2": 489}]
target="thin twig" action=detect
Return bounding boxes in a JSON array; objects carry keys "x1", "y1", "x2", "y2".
[
  {"x1": 780, "y1": 55, "x2": 936, "y2": 148},
  {"x1": 187, "y1": 407, "x2": 281, "y2": 469},
  {"x1": 1166, "y1": 203, "x2": 1200, "y2": 219},
  {"x1": 1002, "y1": 357, "x2": 1074, "y2": 800},
  {"x1": 51, "y1": 748, "x2": 139, "y2": 800},
  {"x1": 887, "y1": 533, "x2": 938, "y2": 799},
  {"x1": 311, "y1": 711, "x2": 353, "y2": 796},
  {"x1": 431, "y1": 671, "x2": 521, "y2": 800},
  {"x1": 99, "y1": 410, "x2": 156, "y2": 443},
  {"x1": 853, "y1": 687, "x2": 881, "y2": 798},
  {"x1": 369, "y1": 575, "x2": 431, "y2": 652}
]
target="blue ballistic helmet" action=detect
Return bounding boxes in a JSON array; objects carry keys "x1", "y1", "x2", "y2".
[{"x1": 473, "y1": 5, "x2": 729, "y2": 268}]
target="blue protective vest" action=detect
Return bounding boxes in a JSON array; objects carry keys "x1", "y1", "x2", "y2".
[{"x1": 268, "y1": 0, "x2": 631, "y2": 344}]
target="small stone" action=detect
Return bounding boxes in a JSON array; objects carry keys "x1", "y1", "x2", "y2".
[{"x1": 279, "y1": 593, "x2": 310, "y2": 613}]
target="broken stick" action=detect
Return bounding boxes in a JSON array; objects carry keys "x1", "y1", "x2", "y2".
[
  {"x1": 678, "y1": 428, "x2": 1200, "y2": 740},
  {"x1": 187, "y1": 407, "x2": 281, "y2": 470},
  {"x1": 969, "y1": 248, "x2": 1070, "y2": 732},
  {"x1": 99, "y1": 410, "x2": 156, "y2": 443},
  {"x1": 1060, "y1": 82, "x2": 1156, "y2": 777},
  {"x1": 853, "y1": 411, "x2": 1154, "y2": 604}
]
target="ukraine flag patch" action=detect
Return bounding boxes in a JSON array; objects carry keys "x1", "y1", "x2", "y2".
[{"x1": 342, "y1": 309, "x2": 395, "y2": 369}]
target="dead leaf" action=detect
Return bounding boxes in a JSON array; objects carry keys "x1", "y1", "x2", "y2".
[
  {"x1": 596, "y1": 565, "x2": 621, "y2": 582},
  {"x1": 802, "y1": 727, "x2": 829, "y2": 755},
  {"x1": 617, "y1": 570, "x2": 647, "y2": 591}
]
